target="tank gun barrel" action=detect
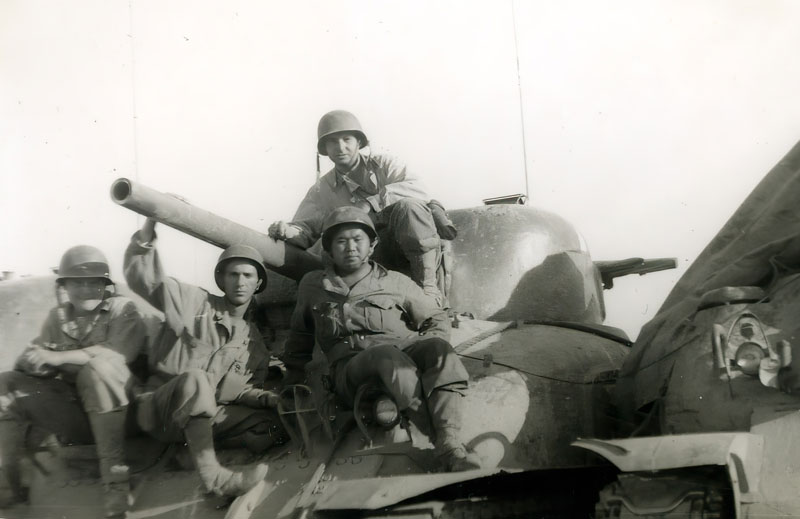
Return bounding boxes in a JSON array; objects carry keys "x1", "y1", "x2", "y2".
[{"x1": 110, "y1": 178, "x2": 322, "y2": 281}]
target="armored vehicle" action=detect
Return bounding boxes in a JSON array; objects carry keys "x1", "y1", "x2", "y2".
[
  {"x1": 575, "y1": 140, "x2": 800, "y2": 518},
  {"x1": 0, "y1": 178, "x2": 674, "y2": 518}
]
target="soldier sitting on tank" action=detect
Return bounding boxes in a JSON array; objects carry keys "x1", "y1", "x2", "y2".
[
  {"x1": 283, "y1": 206, "x2": 482, "y2": 471},
  {"x1": 268, "y1": 109, "x2": 457, "y2": 307},
  {"x1": 123, "y1": 218, "x2": 285, "y2": 498},
  {"x1": 0, "y1": 245, "x2": 146, "y2": 517}
]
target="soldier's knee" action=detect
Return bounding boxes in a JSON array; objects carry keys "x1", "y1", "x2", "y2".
[
  {"x1": 76, "y1": 359, "x2": 130, "y2": 413},
  {"x1": 393, "y1": 197, "x2": 429, "y2": 214},
  {"x1": 422, "y1": 337, "x2": 454, "y2": 358},
  {"x1": 0, "y1": 371, "x2": 26, "y2": 416},
  {"x1": 370, "y1": 346, "x2": 409, "y2": 375},
  {"x1": 174, "y1": 369, "x2": 212, "y2": 398},
  {"x1": 0, "y1": 371, "x2": 22, "y2": 393},
  {"x1": 76, "y1": 362, "x2": 104, "y2": 390}
]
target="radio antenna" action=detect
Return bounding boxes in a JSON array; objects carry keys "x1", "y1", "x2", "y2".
[{"x1": 511, "y1": 0, "x2": 530, "y2": 202}]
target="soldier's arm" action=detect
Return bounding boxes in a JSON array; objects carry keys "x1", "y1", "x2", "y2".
[
  {"x1": 234, "y1": 358, "x2": 280, "y2": 409},
  {"x1": 123, "y1": 221, "x2": 206, "y2": 331},
  {"x1": 281, "y1": 278, "x2": 317, "y2": 383},
  {"x1": 81, "y1": 299, "x2": 147, "y2": 364},
  {"x1": 231, "y1": 341, "x2": 281, "y2": 408},
  {"x1": 401, "y1": 275, "x2": 451, "y2": 339},
  {"x1": 378, "y1": 155, "x2": 432, "y2": 207},
  {"x1": 283, "y1": 184, "x2": 326, "y2": 250},
  {"x1": 25, "y1": 300, "x2": 146, "y2": 369},
  {"x1": 14, "y1": 310, "x2": 84, "y2": 375}
]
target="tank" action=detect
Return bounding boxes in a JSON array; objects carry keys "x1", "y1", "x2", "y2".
[
  {"x1": 0, "y1": 179, "x2": 675, "y2": 519},
  {"x1": 574, "y1": 139, "x2": 800, "y2": 518}
]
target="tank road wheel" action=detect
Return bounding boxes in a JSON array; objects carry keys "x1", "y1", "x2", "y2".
[{"x1": 595, "y1": 471, "x2": 731, "y2": 519}]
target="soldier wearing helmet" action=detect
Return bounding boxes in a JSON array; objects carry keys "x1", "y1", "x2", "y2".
[
  {"x1": 0, "y1": 245, "x2": 146, "y2": 516},
  {"x1": 284, "y1": 207, "x2": 482, "y2": 472},
  {"x1": 123, "y1": 218, "x2": 285, "y2": 498},
  {"x1": 268, "y1": 110, "x2": 456, "y2": 307}
]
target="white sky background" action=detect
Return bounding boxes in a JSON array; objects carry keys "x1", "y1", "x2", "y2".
[{"x1": 2, "y1": 0, "x2": 800, "y2": 339}]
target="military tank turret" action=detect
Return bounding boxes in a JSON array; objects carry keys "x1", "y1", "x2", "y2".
[{"x1": 0, "y1": 178, "x2": 675, "y2": 519}]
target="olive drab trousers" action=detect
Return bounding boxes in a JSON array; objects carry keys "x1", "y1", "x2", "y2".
[
  {"x1": 374, "y1": 198, "x2": 441, "y2": 265},
  {"x1": 0, "y1": 356, "x2": 134, "y2": 445},
  {"x1": 333, "y1": 337, "x2": 469, "y2": 412},
  {"x1": 135, "y1": 368, "x2": 283, "y2": 447}
]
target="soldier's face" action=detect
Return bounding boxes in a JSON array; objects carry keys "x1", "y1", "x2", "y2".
[
  {"x1": 222, "y1": 260, "x2": 262, "y2": 306},
  {"x1": 329, "y1": 226, "x2": 376, "y2": 275},
  {"x1": 324, "y1": 132, "x2": 361, "y2": 169},
  {"x1": 63, "y1": 278, "x2": 106, "y2": 312}
]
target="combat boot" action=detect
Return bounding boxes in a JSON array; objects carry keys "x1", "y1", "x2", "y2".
[
  {"x1": 184, "y1": 417, "x2": 268, "y2": 497},
  {"x1": 427, "y1": 388, "x2": 482, "y2": 472},
  {"x1": 408, "y1": 248, "x2": 445, "y2": 307},
  {"x1": 88, "y1": 409, "x2": 131, "y2": 518}
]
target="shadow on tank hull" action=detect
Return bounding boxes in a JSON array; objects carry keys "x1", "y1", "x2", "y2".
[{"x1": 0, "y1": 181, "x2": 676, "y2": 518}]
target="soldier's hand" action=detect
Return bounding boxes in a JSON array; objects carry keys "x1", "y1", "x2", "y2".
[
  {"x1": 280, "y1": 367, "x2": 307, "y2": 387},
  {"x1": 23, "y1": 346, "x2": 56, "y2": 369},
  {"x1": 268, "y1": 221, "x2": 301, "y2": 241},
  {"x1": 256, "y1": 390, "x2": 280, "y2": 408},
  {"x1": 139, "y1": 218, "x2": 157, "y2": 243}
]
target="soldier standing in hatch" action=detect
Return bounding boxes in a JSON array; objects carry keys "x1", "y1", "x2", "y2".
[
  {"x1": 268, "y1": 109, "x2": 456, "y2": 307},
  {"x1": 0, "y1": 245, "x2": 146, "y2": 518},
  {"x1": 283, "y1": 206, "x2": 482, "y2": 472},
  {"x1": 124, "y1": 218, "x2": 285, "y2": 498}
]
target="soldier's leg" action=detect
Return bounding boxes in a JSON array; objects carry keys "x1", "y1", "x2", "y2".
[
  {"x1": 76, "y1": 358, "x2": 133, "y2": 518},
  {"x1": 337, "y1": 345, "x2": 423, "y2": 412},
  {"x1": 211, "y1": 404, "x2": 287, "y2": 454},
  {"x1": 140, "y1": 370, "x2": 267, "y2": 497},
  {"x1": 0, "y1": 419, "x2": 25, "y2": 506},
  {"x1": 0, "y1": 371, "x2": 93, "y2": 505},
  {"x1": 403, "y1": 338, "x2": 481, "y2": 471},
  {"x1": 0, "y1": 371, "x2": 93, "y2": 442},
  {"x1": 381, "y1": 199, "x2": 443, "y2": 305},
  {"x1": 184, "y1": 416, "x2": 268, "y2": 497}
]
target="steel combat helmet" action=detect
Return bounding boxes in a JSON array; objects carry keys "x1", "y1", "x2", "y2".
[
  {"x1": 321, "y1": 206, "x2": 377, "y2": 251},
  {"x1": 57, "y1": 245, "x2": 113, "y2": 285},
  {"x1": 214, "y1": 244, "x2": 268, "y2": 294},
  {"x1": 317, "y1": 110, "x2": 369, "y2": 156}
]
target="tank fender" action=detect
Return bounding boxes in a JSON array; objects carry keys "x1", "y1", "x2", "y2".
[
  {"x1": 311, "y1": 469, "x2": 506, "y2": 511},
  {"x1": 573, "y1": 433, "x2": 764, "y2": 506}
]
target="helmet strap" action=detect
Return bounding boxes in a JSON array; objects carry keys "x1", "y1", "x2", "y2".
[{"x1": 316, "y1": 153, "x2": 321, "y2": 181}]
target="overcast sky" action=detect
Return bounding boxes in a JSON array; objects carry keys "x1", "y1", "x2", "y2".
[{"x1": 2, "y1": 0, "x2": 800, "y2": 338}]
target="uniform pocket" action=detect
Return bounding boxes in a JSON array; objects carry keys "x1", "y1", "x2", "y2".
[{"x1": 362, "y1": 295, "x2": 397, "y2": 332}]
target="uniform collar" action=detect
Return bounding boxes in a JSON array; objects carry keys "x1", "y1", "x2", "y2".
[
  {"x1": 321, "y1": 261, "x2": 388, "y2": 296},
  {"x1": 330, "y1": 153, "x2": 378, "y2": 193},
  {"x1": 60, "y1": 298, "x2": 112, "y2": 339},
  {"x1": 64, "y1": 298, "x2": 112, "y2": 316},
  {"x1": 211, "y1": 297, "x2": 256, "y2": 341}
]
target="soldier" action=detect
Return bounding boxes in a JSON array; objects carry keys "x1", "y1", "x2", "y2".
[
  {"x1": 284, "y1": 206, "x2": 481, "y2": 471},
  {"x1": 0, "y1": 245, "x2": 146, "y2": 518},
  {"x1": 268, "y1": 109, "x2": 456, "y2": 306},
  {"x1": 123, "y1": 218, "x2": 284, "y2": 498}
]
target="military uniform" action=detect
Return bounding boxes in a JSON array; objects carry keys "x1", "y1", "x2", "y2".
[
  {"x1": 0, "y1": 295, "x2": 145, "y2": 444},
  {"x1": 123, "y1": 232, "x2": 282, "y2": 446},
  {"x1": 284, "y1": 261, "x2": 468, "y2": 410},
  {"x1": 286, "y1": 153, "x2": 441, "y2": 260},
  {"x1": 0, "y1": 287, "x2": 146, "y2": 514}
]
